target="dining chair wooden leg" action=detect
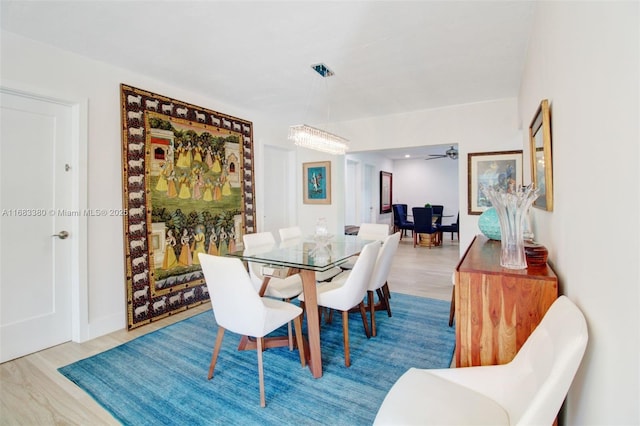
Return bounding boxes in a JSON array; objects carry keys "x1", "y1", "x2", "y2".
[
  {"x1": 342, "y1": 310, "x2": 351, "y2": 367},
  {"x1": 287, "y1": 321, "x2": 293, "y2": 350},
  {"x1": 382, "y1": 282, "x2": 393, "y2": 317},
  {"x1": 293, "y1": 313, "x2": 306, "y2": 367},
  {"x1": 375, "y1": 288, "x2": 391, "y2": 316},
  {"x1": 326, "y1": 308, "x2": 334, "y2": 324},
  {"x1": 368, "y1": 290, "x2": 377, "y2": 337},
  {"x1": 256, "y1": 336, "x2": 266, "y2": 407},
  {"x1": 284, "y1": 298, "x2": 293, "y2": 350},
  {"x1": 358, "y1": 301, "x2": 371, "y2": 339},
  {"x1": 208, "y1": 326, "x2": 226, "y2": 380}
]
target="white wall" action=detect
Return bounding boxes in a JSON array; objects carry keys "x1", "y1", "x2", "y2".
[
  {"x1": 392, "y1": 157, "x2": 459, "y2": 220},
  {"x1": 518, "y1": 2, "x2": 639, "y2": 424}
]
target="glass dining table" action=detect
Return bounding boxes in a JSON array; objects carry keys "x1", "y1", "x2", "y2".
[{"x1": 227, "y1": 234, "x2": 372, "y2": 378}]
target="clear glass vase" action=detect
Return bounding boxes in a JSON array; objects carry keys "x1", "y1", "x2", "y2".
[{"x1": 481, "y1": 184, "x2": 539, "y2": 269}]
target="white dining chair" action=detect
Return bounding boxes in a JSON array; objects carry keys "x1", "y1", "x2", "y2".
[
  {"x1": 243, "y1": 231, "x2": 303, "y2": 349},
  {"x1": 243, "y1": 232, "x2": 303, "y2": 300},
  {"x1": 365, "y1": 232, "x2": 400, "y2": 337},
  {"x1": 374, "y1": 295, "x2": 589, "y2": 425},
  {"x1": 278, "y1": 225, "x2": 302, "y2": 242},
  {"x1": 331, "y1": 232, "x2": 400, "y2": 337},
  {"x1": 198, "y1": 253, "x2": 306, "y2": 407},
  {"x1": 299, "y1": 241, "x2": 381, "y2": 366},
  {"x1": 278, "y1": 226, "x2": 341, "y2": 282},
  {"x1": 357, "y1": 223, "x2": 391, "y2": 241},
  {"x1": 340, "y1": 223, "x2": 389, "y2": 270}
]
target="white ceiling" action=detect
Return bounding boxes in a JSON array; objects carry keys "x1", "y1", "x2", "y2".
[{"x1": 0, "y1": 0, "x2": 535, "y2": 157}]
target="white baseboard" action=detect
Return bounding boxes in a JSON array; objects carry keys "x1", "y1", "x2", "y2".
[{"x1": 85, "y1": 312, "x2": 126, "y2": 341}]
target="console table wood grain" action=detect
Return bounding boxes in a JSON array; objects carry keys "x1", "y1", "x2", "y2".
[{"x1": 455, "y1": 235, "x2": 558, "y2": 367}]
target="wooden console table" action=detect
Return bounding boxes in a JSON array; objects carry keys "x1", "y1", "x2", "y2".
[{"x1": 455, "y1": 235, "x2": 558, "y2": 367}]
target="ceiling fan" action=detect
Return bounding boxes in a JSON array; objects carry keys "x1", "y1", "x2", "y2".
[{"x1": 426, "y1": 145, "x2": 458, "y2": 160}]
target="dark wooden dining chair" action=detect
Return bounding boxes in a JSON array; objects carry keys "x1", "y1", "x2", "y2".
[
  {"x1": 392, "y1": 204, "x2": 414, "y2": 239},
  {"x1": 440, "y1": 213, "x2": 459, "y2": 241},
  {"x1": 431, "y1": 205, "x2": 444, "y2": 244},
  {"x1": 431, "y1": 205, "x2": 444, "y2": 226},
  {"x1": 412, "y1": 207, "x2": 439, "y2": 248}
]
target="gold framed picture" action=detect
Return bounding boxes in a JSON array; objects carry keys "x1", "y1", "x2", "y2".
[
  {"x1": 529, "y1": 99, "x2": 553, "y2": 211},
  {"x1": 467, "y1": 150, "x2": 523, "y2": 215}
]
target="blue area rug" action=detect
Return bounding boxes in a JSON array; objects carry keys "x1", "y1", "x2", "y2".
[{"x1": 59, "y1": 293, "x2": 455, "y2": 425}]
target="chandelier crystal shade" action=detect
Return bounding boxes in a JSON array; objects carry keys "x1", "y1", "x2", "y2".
[{"x1": 288, "y1": 124, "x2": 349, "y2": 155}]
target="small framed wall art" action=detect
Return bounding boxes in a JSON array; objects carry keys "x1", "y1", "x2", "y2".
[{"x1": 303, "y1": 161, "x2": 331, "y2": 204}]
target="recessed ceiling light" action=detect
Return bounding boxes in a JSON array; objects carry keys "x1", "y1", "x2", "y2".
[{"x1": 405, "y1": 154, "x2": 411, "y2": 158}]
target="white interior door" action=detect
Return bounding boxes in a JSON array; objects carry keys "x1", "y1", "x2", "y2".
[
  {"x1": 1, "y1": 90, "x2": 74, "y2": 362},
  {"x1": 345, "y1": 160, "x2": 358, "y2": 225},
  {"x1": 262, "y1": 145, "x2": 293, "y2": 236}
]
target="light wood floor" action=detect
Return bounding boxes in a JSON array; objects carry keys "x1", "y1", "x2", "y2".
[{"x1": 0, "y1": 234, "x2": 460, "y2": 425}]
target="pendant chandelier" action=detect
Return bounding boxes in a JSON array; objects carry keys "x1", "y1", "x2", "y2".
[
  {"x1": 288, "y1": 124, "x2": 349, "y2": 155},
  {"x1": 288, "y1": 63, "x2": 349, "y2": 155}
]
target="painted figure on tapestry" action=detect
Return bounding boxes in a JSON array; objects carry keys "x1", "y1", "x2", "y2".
[
  {"x1": 192, "y1": 225, "x2": 206, "y2": 265},
  {"x1": 178, "y1": 228, "x2": 192, "y2": 266},
  {"x1": 208, "y1": 229, "x2": 219, "y2": 255},
  {"x1": 162, "y1": 229, "x2": 178, "y2": 269}
]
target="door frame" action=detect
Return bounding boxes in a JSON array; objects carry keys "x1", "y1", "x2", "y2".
[{"x1": 1, "y1": 81, "x2": 89, "y2": 343}]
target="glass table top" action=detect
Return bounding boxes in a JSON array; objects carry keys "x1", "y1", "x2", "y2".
[{"x1": 227, "y1": 235, "x2": 375, "y2": 272}]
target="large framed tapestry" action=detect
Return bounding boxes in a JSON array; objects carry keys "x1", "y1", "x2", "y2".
[{"x1": 120, "y1": 84, "x2": 256, "y2": 330}]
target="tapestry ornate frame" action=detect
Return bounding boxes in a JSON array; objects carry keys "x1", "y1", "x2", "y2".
[{"x1": 121, "y1": 84, "x2": 256, "y2": 330}]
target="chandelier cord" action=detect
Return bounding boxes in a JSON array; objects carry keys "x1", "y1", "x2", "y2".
[{"x1": 288, "y1": 63, "x2": 348, "y2": 155}]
